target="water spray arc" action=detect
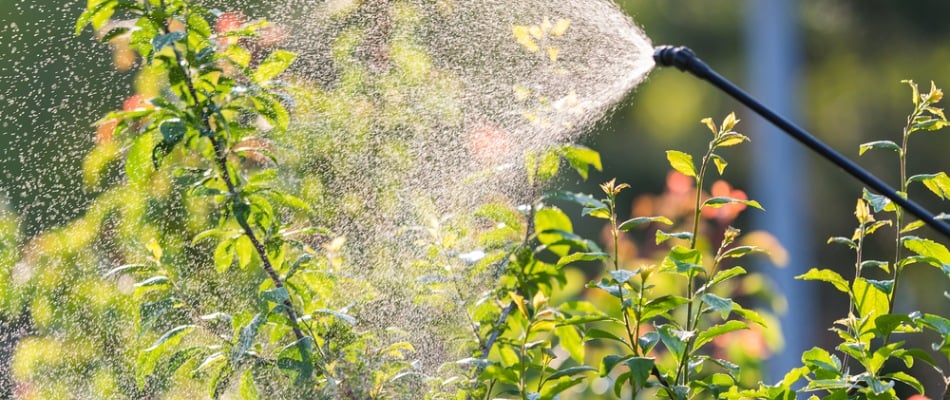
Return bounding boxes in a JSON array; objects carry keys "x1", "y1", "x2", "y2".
[{"x1": 653, "y1": 45, "x2": 950, "y2": 239}]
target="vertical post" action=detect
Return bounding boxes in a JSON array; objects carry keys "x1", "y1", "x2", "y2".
[{"x1": 746, "y1": 0, "x2": 814, "y2": 381}]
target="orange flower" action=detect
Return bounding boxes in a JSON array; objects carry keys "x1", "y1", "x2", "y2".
[
  {"x1": 215, "y1": 12, "x2": 246, "y2": 47},
  {"x1": 122, "y1": 94, "x2": 152, "y2": 112},
  {"x1": 96, "y1": 95, "x2": 154, "y2": 144},
  {"x1": 666, "y1": 170, "x2": 693, "y2": 195}
]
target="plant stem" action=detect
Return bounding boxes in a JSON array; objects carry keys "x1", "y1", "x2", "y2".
[
  {"x1": 890, "y1": 119, "x2": 911, "y2": 313},
  {"x1": 157, "y1": 10, "x2": 307, "y2": 344},
  {"x1": 842, "y1": 221, "x2": 867, "y2": 375},
  {"x1": 609, "y1": 197, "x2": 639, "y2": 356},
  {"x1": 678, "y1": 146, "x2": 712, "y2": 385}
]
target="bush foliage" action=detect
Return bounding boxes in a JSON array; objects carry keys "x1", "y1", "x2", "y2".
[{"x1": 0, "y1": 1, "x2": 947, "y2": 399}]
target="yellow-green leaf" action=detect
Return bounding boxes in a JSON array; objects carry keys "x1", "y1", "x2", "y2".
[
  {"x1": 550, "y1": 18, "x2": 571, "y2": 36},
  {"x1": 859, "y1": 140, "x2": 901, "y2": 156},
  {"x1": 666, "y1": 150, "x2": 696, "y2": 178},
  {"x1": 253, "y1": 50, "x2": 297, "y2": 83},
  {"x1": 235, "y1": 235, "x2": 254, "y2": 269},
  {"x1": 126, "y1": 132, "x2": 156, "y2": 187},
  {"x1": 796, "y1": 268, "x2": 849, "y2": 293},
  {"x1": 853, "y1": 277, "x2": 890, "y2": 323},
  {"x1": 908, "y1": 172, "x2": 950, "y2": 200},
  {"x1": 512, "y1": 25, "x2": 539, "y2": 52}
]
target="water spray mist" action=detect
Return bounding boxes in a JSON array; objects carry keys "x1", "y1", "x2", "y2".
[{"x1": 653, "y1": 45, "x2": 950, "y2": 239}]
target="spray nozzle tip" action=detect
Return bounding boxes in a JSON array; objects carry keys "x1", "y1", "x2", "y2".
[{"x1": 653, "y1": 45, "x2": 696, "y2": 70}]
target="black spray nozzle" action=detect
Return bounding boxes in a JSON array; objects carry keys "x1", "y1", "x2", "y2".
[
  {"x1": 651, "y1": 44, "x2": 950, "y2": 239},
  {"x1": 653, "y1": 45, "x2": 711, "y2": 78}
]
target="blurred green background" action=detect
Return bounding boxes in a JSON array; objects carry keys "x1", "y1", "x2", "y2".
[{"x1": 1, "y1": 0, "x2": 948, "y2": 395}]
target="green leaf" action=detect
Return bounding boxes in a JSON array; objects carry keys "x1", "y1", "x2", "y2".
[
  {"x1": 536, "y1": 207, "x2": 574, "y2": 256},
  {"x1": 152, "y1": 31, "x2": 186, "y2": 52},
  {"x1": 100, "y1": 26, "x2": 130, "y2": 42},
  {"x1": 853, "y1": 277, "x2": 890, "y2": 320},
  {"x1": 232, "y1": 313, "x2": 265, "y2": 365},
  {"x1": 607, "y1": 269, "x2": 636, "y2": 285},
  {"x1": 703, "y1": 197, "x2": 764, "y2": 211},
  {"x1": 251, "y1": 94, "x2": 291, "y2": 131},
  {"x1": 277, "y1": 337, "x2": 315, "y2": 385},
  {"x1": 104, "y1": 263, "x2": 150, "y2": 277},
  {"x1": 76, "y1": 0, "x2": 117, "y2": 35},
  {"x1": 555, "y1": 252, "x2": 608, "y2": 268},
  {"x1": 618, "y1": 216, "x2": 673, "y2": 231},
  {"x1": 694, "y1": 320, "x2": 747, "y2": 350},
  {"x1": 149, "y1": 347, "x2": 201, "y2": 390},
  {"x1": 159, "y1": 120, "x2": 186, "y2": 146},
  {"x1": 214, "y1": 239, "x2": 234, "y2": 273},
  {"x1": 863, "y1": 189, "x2": 896, "y2": 213},
  {"x1": 801, "y1": 347, "x2": 841, "y2": 377},
  {"x1": 706, "y1": 358, "x2": 741, "y2": 379},
  {"x1": 666, "y1": 150, "x2": 697, "y2": 178},
  {"x1": 700, "y1": 293, "x2": 733, "y2": 319},
  {"x1": 545, "y1": 365, "x2": 596, "y2": 381},
  {"x1": 535, "y1": 148, "x2": 560, "y2": 182},
  {"x1": 715, "y1": 132, "x2": 750, "y2": 148},
  {"x1": 239, "y1": 368, "x2": 260, "y2": 400},
  {"x1": 911, "y1": 312, "x2": 950, "y2": 336},
  {"x1": 582, "y1": 206, "x2": 611, "y2": 220},
  {"x1": 859, "y1": 375, "x2": 895, "y2": 395},
  {"x1": 656, "y1": 230, "x2": 693, "y2": 245},
  {"x1": 658, "y1": 324, "x2": 692, "y2": 358},
  {"x1": 661, "y1": 246, "x2": 703, "y2": 274},
  {"x1": 601, "y1": 354, "x2": 634, "y2": 376},
  {"x1": 638, "y1": 332, "x2": 660, "y2": 354},
  {"x1": 126, "y1": 132, "x2": 157, "y2": 186},
  {"x1": 827, "y1": 236, "x2": 856, "y2": 248},
  {"x1": 874, "y1": 314, "x2": 914, "y2": 337},
  {"x1": 134, "y1": 276, "x2": 170, "y2": 288},
  {"x1": 884, "y1": 371, "x2": 923, "y2": 395},
  {"x1": 224, "y1": 44, "x2": 253, "y2": 68},
  {"x1": 796, "y1": 268, "x2": 850, "y2": 293},
  {"x1": 859, "y1": 140, "x2": 901, "y2": 156},
  {"x1": 209, "y1": 362, "x2": 234, "y2": 399},
  {"x1": 861, "y1": 260, "x2": 890, "y2": 273},
  {"x1": 312, "y1": 308, "x2": 357, "y2": 325},
  {"x1": 235, "y1": 235, "x2": 254, "y2": 269},
  {"x1": 555, "y1": 325, "x2": 584, "y2": 363},
  {"x1": 911, "y1": 117, "x2": 950, "y2": 132},
  {"x1": 900, "y1": 220, "x2": 926, "y2": 234},
  {"x1": 559, "y1": 145, "x2": 602, "y2": 180},
  {"x1": 138, "y1": 325, "x2": 196, "y2": 381},
  {"x1": 640, "y1": 295, "x2": 689, "y2": 322},
  {"x1": 539, "y1": 376, "x2": 585, "y2": 400},
  {"x1": 195, "y1": 352, "x2": 225, "y2": 373},
  {"x1": 139, "y1": 298, "x2": 177, "y2": 335},
  {"x1": 903, "y1": 236, "x2": 950, "y2": 265},
  {"x1": 261, "y1": 287, "x2": 289, "y2": 304},
  {"x1": 719, "y1": 246, "x2": 761, "y2": 260},
  {"x1": 704, "y1": 266, "x2": 747, "y2": 290},
  {"x1": 866, "y1": 279, "x2": 894, "y2": 295},
  {"x1": 732, "y1": 303, "x2": 766, "y2": 327},
  {"x1": 192, "y1": 228, "x2": 225, "y2": 245},
  {"x1": 625, "y1": 357, "x2": 655, "y2": 387},
  {"x1": 545, "y1": 191, "x2": 607, "y2": 210},
  {"x1": 253, "y1": 50, "x2": 297, "y2": 83},
  {"x1": 587, "y1": 328, "x2": 629, "y2": 348},
  {"x1": 908, "y1": 172, "x2": 950, "y2": 200}
]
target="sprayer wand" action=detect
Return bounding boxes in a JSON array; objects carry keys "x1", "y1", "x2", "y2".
[{"x1": 653, "y1": 45, "x2": 950, "y2": 239}]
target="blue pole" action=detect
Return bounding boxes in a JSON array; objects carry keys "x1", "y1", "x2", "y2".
[{"x1": 745, "y1": 0, "x2": 814, "y2": 381}]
